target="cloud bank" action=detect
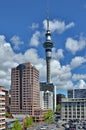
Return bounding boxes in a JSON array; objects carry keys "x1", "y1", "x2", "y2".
[
  {"x1": 0, "y1": 19, "x2": 86, "y2": 92},
  {"x1": 65, "y1": 37, "x2": 86, "y2": 54}
]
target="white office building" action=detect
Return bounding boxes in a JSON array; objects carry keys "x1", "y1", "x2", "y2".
[
  {"x1": 40, "y1": 90, "x2": 53, "y2": 110},
  {"x1": 61, "y1": 98, "x2": 86, "y2": 120},
  {"x1": 61, "y1": 89, "x2": 86, "y2": 120},
  {"x1": 40, "y1": 82, "x2": 56, "y2": 111}
]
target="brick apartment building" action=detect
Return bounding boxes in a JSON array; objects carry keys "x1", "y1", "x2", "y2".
[{"x1": 10, "y1": 62, "x2": 40, "y2": 116}]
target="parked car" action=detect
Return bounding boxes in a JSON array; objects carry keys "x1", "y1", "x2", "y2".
[{"x1": 40, "y1": 125, "x2": 47, "y2": 130}]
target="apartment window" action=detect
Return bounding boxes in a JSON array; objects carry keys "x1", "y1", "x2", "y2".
[
  {"x1": 77, "y1": 112, "x2": 80, "y2": 114},
  {"x1": 77, "y1": 108, "x2": 80, "y2": 111},
  {"x1": 69, "y1": 112, "x2": 71, "y2": 114}
]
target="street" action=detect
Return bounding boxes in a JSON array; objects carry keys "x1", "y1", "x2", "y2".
[{"x1": 28, "y1": 121, "x2": 65, "y2": 130}]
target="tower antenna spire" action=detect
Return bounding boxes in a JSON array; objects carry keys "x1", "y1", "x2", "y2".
[
  {"x1": 47, "y1": 17, "x2": 49, "y2": 31},
  {"x1": 46, "y1": 0, "x2": 49, "y2": 31}
]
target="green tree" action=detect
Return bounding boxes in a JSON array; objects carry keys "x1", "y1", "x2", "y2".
[
  {"x1": 12, "y1": 120, "x2": 22, "y2": 130},
  {"x1": 5, "y1": 111, "x2": 10, "y2": 117},
  {"x1": 44, "y1": 110, "x2": 54, "y2": 123},
  {"x1": 56, "y1": 104, "x2": 61, "y2": 111},
  {"x1": 5, "y1": 111, "x2": 13, "y2": 118},
  {"x1": 23, "y1": 116, "x2": 33, "y2": 129}
]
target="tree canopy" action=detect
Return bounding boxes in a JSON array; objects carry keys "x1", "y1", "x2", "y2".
[
  {"x1": 23, "y1": 116, "x2": 33, "y2": 129},
  {"x1": 12, "y1": 120, "x2": 22, "y2": 130},
  {"x1": 56, "y1": 104, "x2": 61, "y2": 111},
  {"x1": 44, "y1": 110, "x2": 54, "y2": 123}
]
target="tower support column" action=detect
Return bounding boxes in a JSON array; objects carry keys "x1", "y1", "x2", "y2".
[{"x1": 46, "y1": 58, "x2": 51, "y2": 83}]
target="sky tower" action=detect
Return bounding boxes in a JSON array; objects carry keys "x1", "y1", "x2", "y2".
[
  {"x1": 40, "y1": 19, "x2": 56, "y2": 112},
  {"x1": 43, "y1": 19, "x2": 54, "y2": 83}
]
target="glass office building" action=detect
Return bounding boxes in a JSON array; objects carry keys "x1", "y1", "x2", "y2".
[{"x1": 68, "y1": 89, "x2": 86, "y2": 98}]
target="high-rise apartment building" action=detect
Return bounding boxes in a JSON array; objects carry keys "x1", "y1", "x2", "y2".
[
  {"x1": 10, "y1": 62, "x2": 40, "y2": 116},
  {"x1": 0, "y1": 86, "x2": 9, "y2": 113},
  {"x1": 0, "y1": 88, "x2": 5, "y2": 130},
  {"x1": 0, "y1": 86, "x2": 9, "y2": 106}
]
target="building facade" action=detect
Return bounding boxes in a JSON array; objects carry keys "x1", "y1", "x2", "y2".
[
  {"x1": 10, "y1": 62, "x2": 40, "y2": 116},
  {"x1": 40, "y1": 82, "x2": 56, "y2": 111},
  {"x1": 68, "y1": 89, "x2": 86, "y2": 98},
  {"x1": 61, "y1": 98, "x2": 86, "y2": 120},
  {"x1": 0, "y1": 88, "x2": 5, "y2": 130},
  {"x1": 61, "y1": 89, "x2": 86, "y2": 120},
  {"x1": 56, "y1": 94, "x2": 65, "y2": 105},
  {"x1": 0, "y1": 86, "x2": 9, "y2": 106}
]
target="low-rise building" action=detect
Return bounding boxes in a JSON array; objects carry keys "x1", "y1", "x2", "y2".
[{"x1": 61, "y1": 89, "x2": 86, "y2": 120}]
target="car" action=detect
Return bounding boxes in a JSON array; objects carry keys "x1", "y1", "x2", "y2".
[
  {"x1": 56, "y1": 124, "x2": 60, "y2": 128},
  {"x1": 42, "y1": 124, "x2": 48, "y2": 128},
  {"x1": 50, "y1": 121, "x2": 56, "y2": 124},
  {"x1": 50, "y1": 128, "x2": 56, "y2": 130},
  {"x1": 40, "y1": 125, "x2": 47, "y2": 130}
]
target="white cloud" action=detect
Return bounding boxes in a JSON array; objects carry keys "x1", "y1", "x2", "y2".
[
  {"x1": 65, "y1": 37, "x2": 86, "y2": 54},
  {"x1": 51, "y1": 61, "x2": 72, "y2": 90},
  {"x1": 75, "y1": 80, "x2": 86, "y2": 89},
  {"x1": 0, "y1": 79, "x2": 11, "y2": 89},
  {"x1": 43, "y1": 19, "x2": 75, "y2": 33},
  {"x1": 0, "y1": 70, "x2": 6, "y2": 78},
  {"x1": 52, "y1": 48, "x2": 64, "y2": 60},
  {"x1": 24, "y1": 48, "x2": 41, "y2": 64},
  {"x1": 0, "y1": 34, "x2": 86, "y2": 92},
  {"x1": 30, "y1": 23, "x2": 39, "y2": 30},
  {"x1": 51, "y1": 59, "x2": 61, "y2": 77},
  {"x1": 0, "y1": 34, "x2": 69, "y2": 90},
  {"x1": 0, "y1": 34, "x2": 46, "y2": 89},
  {"x1": 72, "y1": 74, "x2": 86, "y2": 81},
  {"x1": 0, "y1": 35, "x2": 25, "y2": 89},
  {"x1": 10, "y1": 35, "x2": 24, "y2": 50},
  {"x1": 58, "y1": 65, "x2": 71, "y2": 81},
  {"x1": 24, "y1": 48, "x2": 46, "y2": 80},
  {"x1": 70, "y1": 56, "x2": 86, "y2": 69},
  {"x1": 0, "y1": 36, "x2": 14, "y2": 63},
  {"x1": 52, "y1": 76, "x2": 73, "y2": 90},
  {"x1": 0, "y1": 35, "x2": 6, "y2": 43},
  {"x1": 29, "y1": 31, "x2": 40, "y2": 47}
]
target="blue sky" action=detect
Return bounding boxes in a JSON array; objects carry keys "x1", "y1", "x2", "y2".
[{"x1": 0, "y1": 0, "x2": 86, "y2": 93}]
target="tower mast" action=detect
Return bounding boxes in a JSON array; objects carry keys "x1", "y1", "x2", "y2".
[{"x1": 43, "y1": 18, "x2": 54, "y2": 83}]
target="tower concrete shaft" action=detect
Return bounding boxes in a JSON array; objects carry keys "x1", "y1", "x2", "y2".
[
  {"x1": 43, "y1": 19, "x2": 54, "y2": 83},
  {"x1": 46, "y1": 57, "x2": 51, "y2": 83}
]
